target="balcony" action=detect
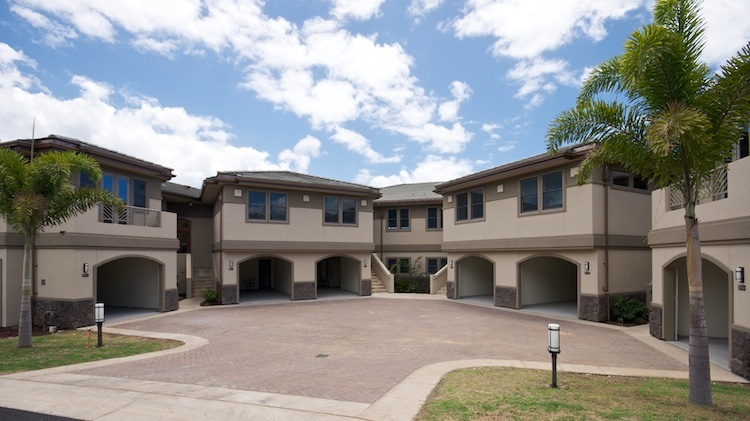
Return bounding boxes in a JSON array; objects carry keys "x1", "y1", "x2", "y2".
[
  {"x1": 99, "y1": 204, "x2": 162, "y2": 227},
  {"x1": 668, "y1": 167, "x2": 728, "y2": 211}
]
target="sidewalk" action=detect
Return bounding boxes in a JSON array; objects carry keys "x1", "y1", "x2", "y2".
[{"x1": 0, "y1": 296, "x2": 746, "y2": 421}]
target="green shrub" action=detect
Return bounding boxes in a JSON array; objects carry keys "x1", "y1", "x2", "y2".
[
  {"x1": 203, "y1": 288, "x2": 219, "y2": 304},
  {"x1": 394, "y1": 275, "x2": 430, "y2": 293},
  {"x1": 611, "y1": 296, "x2": 649, "y2": 325}
]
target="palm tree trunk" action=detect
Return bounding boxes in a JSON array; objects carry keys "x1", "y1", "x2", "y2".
[
  {"x1": 685, "y1": 209, "x2": 712, "y2": 405},
  {"x1": 17, "y1": 236, "x2": 33, "y2": 348}
]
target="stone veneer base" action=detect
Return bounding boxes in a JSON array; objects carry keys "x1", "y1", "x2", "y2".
[
  {"x1": 360, "y1": 279, "x2": 372, "y2": 296},
  {"x1": 164, "y1": 288, "x2": 179, "y2": 312},
  {"x1": 33, "y1": 297, "x2": 95, "y2": 329},
  {"x1": 494, "y1": 286, "x2": 517, "y2": 308},
  {"x1": 649, "y1": 304, "x2": 663, "y2": 339},
  {"x1": 294, "y1": 281, "x2": 316, "y2": 300},
  {"x1": 221, "y1": 284, "x2": 238, "y2": 305},
  {"x1": 731, "y1": 326, "x2": 750, "y2": 380},
  {"x1": 446, "y1": 281, "x2": 456, "y2": 299},
  {"x1": 579, "y1": 294, "x2": 607, "y2": 322}
]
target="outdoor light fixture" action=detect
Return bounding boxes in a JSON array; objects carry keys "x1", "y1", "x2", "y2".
[
  {"x1": 584, "y1": 261, "x2": 590, "y2": 273},
  {"x1": 736, "y1": 267, "x2": 745, "y2": 283},
  {"x1": 450, "y1": 260, "x2": 454, "y2": 269},
  {"x1": 94, "y1": 303, "x2": 105, "y2": 348},
  {"x1": 82, "y1": 263, "x2": 89, "y2": 274},
  {"x1": 229, "y1": 260, "x2": 234, "y2": 270},
  {"x1": 548, "y1": 323, "x2": 561, "y2": 388},
  {"x1": 363, "y1": 259, "x2": 368, "y2": 268}
]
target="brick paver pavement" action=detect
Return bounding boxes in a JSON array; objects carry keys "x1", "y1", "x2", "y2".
[{"x1": 75, "y1": 298, "x2": 686, "y2": 404}]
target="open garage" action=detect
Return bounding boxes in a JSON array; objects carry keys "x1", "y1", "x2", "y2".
[
  {"x1": 238, "y1": 256, "x2": 293, "y2": 301},
  {"x1": 455, "y1": 256, "x2": 494, "y2": 303},
  {"x1": 317, "y1": 256, "x2": 361, "y2": 297},
  {"x1": 519, "y1": 255, "x2": 577, "y2": 314},
  {"x1": 96, "y1": 257, "x2": 162, "y2": 321}
]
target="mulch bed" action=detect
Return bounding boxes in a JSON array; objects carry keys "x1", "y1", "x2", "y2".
[{"x1": 0, "y1": 326, "x2": 53, "y2": 340}]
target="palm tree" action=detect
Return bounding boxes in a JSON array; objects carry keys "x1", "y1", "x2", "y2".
[
  {"x1": 546, "y1": 0, "x2": 750, "y2": 406},
  {"x1": 0, "y1": 146, "x2": 120, "y2": 348}
]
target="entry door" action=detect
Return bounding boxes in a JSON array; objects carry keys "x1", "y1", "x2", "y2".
[{"x1": 259, "y1": 259, "x2": 272, "y2": 289}]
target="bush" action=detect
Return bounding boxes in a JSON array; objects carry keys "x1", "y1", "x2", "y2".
[
  {"x1": 203, "y1": 288, "x2": 219, "y2": 304},
  {"x1": 611, "y1": 296, "x2": 649, "y2": 325},
  {"x1": 394, "y1": 275, "x2": 430, "y2": 293}
]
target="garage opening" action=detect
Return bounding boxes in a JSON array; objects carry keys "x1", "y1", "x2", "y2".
[
  {"x1": 519, "y1": 256, "x2": 577, "y2": 317},
  {"x1": 456, "y1": 256, "x2": 494, "y2": 305},
  {"x1": 238, "y1": 257, "x2": 293, "y2": 302},
  {"x1": 317, "y1": 256, "x2": 360, "y2": 298},
  {"x1": 96, "y1": 257, "x2": 161, "y2": 323},
  {"x1": 664, "y1": 257, "x2": 730, "y2": 368}
]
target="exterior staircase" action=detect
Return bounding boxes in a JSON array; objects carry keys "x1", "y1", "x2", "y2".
[
  {"x1": 437, "y1": 285, "x2": 447, "y2": 296},
  {"x1": 370, "y1": 271, "x2": 387, "y2": 294},
  {"x1": 191, "y1": 267, "x2": 217, "y2": 299}
]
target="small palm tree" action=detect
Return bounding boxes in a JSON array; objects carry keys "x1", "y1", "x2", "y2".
[
  {"x1": 547, "y1": 0, "x2": 750, "y2": 405},
  {"x1": 0, "y1": 146, "x2": 121, "y2": 348}
]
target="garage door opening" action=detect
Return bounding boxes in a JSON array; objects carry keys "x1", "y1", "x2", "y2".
[
  {"x1": 96, "y1": 257, "x2": 161, "y2": 323},
  {"x1": 456, "y1": 256, "x2": 494, "y2": 305},
  {"x1": 317, "y1": 256, "x2": 360, "y2": 298},
  {"x1": 238, "y1": 257, "x2": 293, "y2": 302},
  {"x1": 664, "y1": 257, "x2": 730, "y2": 368},
  {"x1": 519, "y1": 256, "x2": 577, "y2": 317}
]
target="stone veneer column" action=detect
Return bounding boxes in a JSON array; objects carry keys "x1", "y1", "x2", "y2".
[
  {"x1": 220, "y1": 284, "x2": 238, "y2": 304},
  {"x1": 579, "y1": 294, "x2": 607, "y2": 322},
  {"x1": 446, "y1": 281, "x2": 456, "y2": 299},
  {"x1": 360, "y1": 279, "x2": 372, "y2": 296},
  {"x1": 494, "y1": 286, "x2": 517, "y2": 308},
  {"x1": 731, "y1": 326, "x2": 750, "y2": 380},
  {"x1": 649, "y1": 304, "x2": 663, "y2": 339},
  {"x1": 164, "y1": 288, "x2": 179, "y2": 312},
  {"x1": 293, "y1": 281, "x2": 316, "y2": 300},
  {"x1": 33, "y1": 298, "x2": 95, "y2": 329}
]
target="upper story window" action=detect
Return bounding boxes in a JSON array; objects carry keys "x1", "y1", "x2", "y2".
[
  {"x1": 387, "y1": 208, "x2": 410, "y2": 230},
  {"x1": 177, "y1": 218, "x2": 191, "y2": 253},
  {"x1": 427, "y1": 207, "x2": 443, "y2": 230},
  {"x1": 520, "y1": 171, "x2": 563, "y2": 214},
  {"x1": 325, "y1": 197, "x2": 357, "y2": 225},
  {"x1": 85, "y1": 172, "x2": 147, "y2": 208},
  {"x1": 611, "y1": 168, "x2": 648, "y2": 191},
  {"x1": 248, "y1": 191, "x2": 288, "y2": 222},
  {"x1": 456, "y1": 189, "x2": 484, "y2": 222}
]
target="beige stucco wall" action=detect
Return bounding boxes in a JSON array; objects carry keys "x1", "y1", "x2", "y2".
[
  {"x1": 375, "y1": 204, "x2": 443, "y2": 247},
  {"x1": 49, "y1": 207, "x2": 177, "y2": 240},
  {"x1": 379, "y1": 252, "x2": 448, "y2": 275},
  {"x1": 0, "y1": 249, "x2": 23, "y2": 327}
]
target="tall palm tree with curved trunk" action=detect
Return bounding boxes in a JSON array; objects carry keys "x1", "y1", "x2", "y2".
[
  {"x1": 0, "y1": 147, "x2": 120, "y2": 348},
  {"x1": 547, "y1": 0, "x2": 750, "y2": 406}
]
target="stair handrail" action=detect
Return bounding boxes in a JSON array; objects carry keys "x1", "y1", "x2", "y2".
[
  {"x1": 370, "y1": 253, "x2": 394, "y2": 293},
  {"x1": 430, "y1": 263, "x2": 448, "y2": 295}
]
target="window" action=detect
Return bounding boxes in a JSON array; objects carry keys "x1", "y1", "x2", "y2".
[
  {"x1": 248, "y1": 191, "x2": 287, "y2": 222},
  {"x1": 611, "y1": 168, "x2": 648, "y2": 191},
  {"x1": 386, "y1": 257, "x2": 410, "y2": 275},
  {"x1": 427, "y1": 207, "x2": 443, "y2": 230},
  {"x1": 520, "y1": 171, "x2": 564, "y2": 213},
  {"x1": 325, "y1": 197, "x2": 357, "y2": 225},
  {"x1": 426, "y1": 258, "x2": 447, "y2": 274},
  {"x1": 79, "y1": 171, "x2": 96, "y2": 188},
  {"x1": 133, "y1": 179, "x2": 147, "y2": 208},
  {"x1": 456, "y1": 189, "x2": 484, "y2": 222},
  {"x1": 177, "y1": 218, "x2": 191, "y2": 253},
  {"x1": 387, "y1": 208, "x2": 410, "y2": 230}
]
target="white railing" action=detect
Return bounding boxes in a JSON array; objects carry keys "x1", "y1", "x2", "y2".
[
  {"x1": 99, "y1": 204, "x2": 162, "y2": 227},
  {"x1": 371, "y1": 253, "x2": 394, "y2": 293},
  {"x1": 430, "y1": 264, "x2": 448, "y2": 295},
  {"x1": 668, "y1": 166, "x2": 728, "y2": 211}
]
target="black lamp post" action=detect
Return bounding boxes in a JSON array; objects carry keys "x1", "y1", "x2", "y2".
[
  {"x1": 95, "y1": 303, "x2": 105, "y2": 347},
  {"x1": 548, "y1": 323, "x2": 561, "y2": 388}
]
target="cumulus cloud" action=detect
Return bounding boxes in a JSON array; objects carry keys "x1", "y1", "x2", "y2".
[
  {"x1": 407, "y1": 0, "x2": 446, "y2": 17},
  {"x1": 356, "y1": 155, "x2": 474, "y2": 187},
  {"x1": 438, "y1": 80, "x2": 472, "y2": 122},
  {"x1": 330, "y1": 0, "x2": 386, "y2": 21},
  {"x1": 482, "y1": 123, "x2": 501, "y2": 139},
  {"x1": 0, "y1": 43, "x2": 301, "y2": 187},
  {"x1": 330, "y1": 126, "x2": 401, "y2": 164}
]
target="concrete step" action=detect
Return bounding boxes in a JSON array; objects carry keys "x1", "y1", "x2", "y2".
[{"x1": 371, "y1": 274, "x2": 387, "y2": 294}]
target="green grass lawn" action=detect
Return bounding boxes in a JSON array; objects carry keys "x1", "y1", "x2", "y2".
[
  {"x1": 417, "y1": 367, "x2": 750, "y2": 420},
  {"x1": 0, "y1": 330, "x2": 182, "y2": 374}
]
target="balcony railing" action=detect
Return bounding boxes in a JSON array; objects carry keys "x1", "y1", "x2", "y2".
[
  {"x1": 668, "y1": 166, "x2": 728, "y2": 211},
  {"x1": 98, "y1": 204, "x2": 162, "y2": 227}
]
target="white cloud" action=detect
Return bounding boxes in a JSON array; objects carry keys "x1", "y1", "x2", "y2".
[
  {"x1": 407, "y1": 0, "x2": 446, "y2": 17},
  {"x1": 330, "y1": 0, "x2": 386, "y2": 21},
  {"x1": 10, "y1": 5, "x2": 78, "y2": 47},
  {"x1": 482, "y1": 123, "x2": 501, "y2": 139},
  {"x1": 278, "y1": 135, "x2": 322, "y2": 172},
  {"x1": 357, "y1": 154, "x2": 474, "y2": 187},
  {"x1": 701, "y1": 1, "x2": 750, "y2": 66},
  {"x1": 330, "y1": 126, "x2": 401, "y2": 164},
  {"x1": 498, "y1": 141, "x2": 517, "y2": 152},
  {"x1": 0, "y1": 43, "x2": 306, "y2": 187},
  {"x1": 438, "y1": 80, "x2": 472, "y2": 122},
  {"x1": 398, "y1": 122, "x2": 473, "y2": 154}
]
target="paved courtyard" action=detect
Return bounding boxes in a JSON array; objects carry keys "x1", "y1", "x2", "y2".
[{"x1": 75, "y1": 297, "x2": 687, "y2": 404}]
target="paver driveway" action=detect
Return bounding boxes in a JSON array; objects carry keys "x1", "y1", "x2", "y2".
[{"x1": 75, "y1": 298, "x2": 686, "y2": 404}]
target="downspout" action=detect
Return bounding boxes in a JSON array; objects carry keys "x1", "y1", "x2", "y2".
[
  {"x1": 602, "y1": 165, "x2": 610, "y2": 322},
  {"x1": 379, "y1": 210, "x2": 384, "y2": 262}
]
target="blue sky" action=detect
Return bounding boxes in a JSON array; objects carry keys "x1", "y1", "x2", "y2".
[{"x1": 1, "y1": 0, "x2": 748, "y2": 188}]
